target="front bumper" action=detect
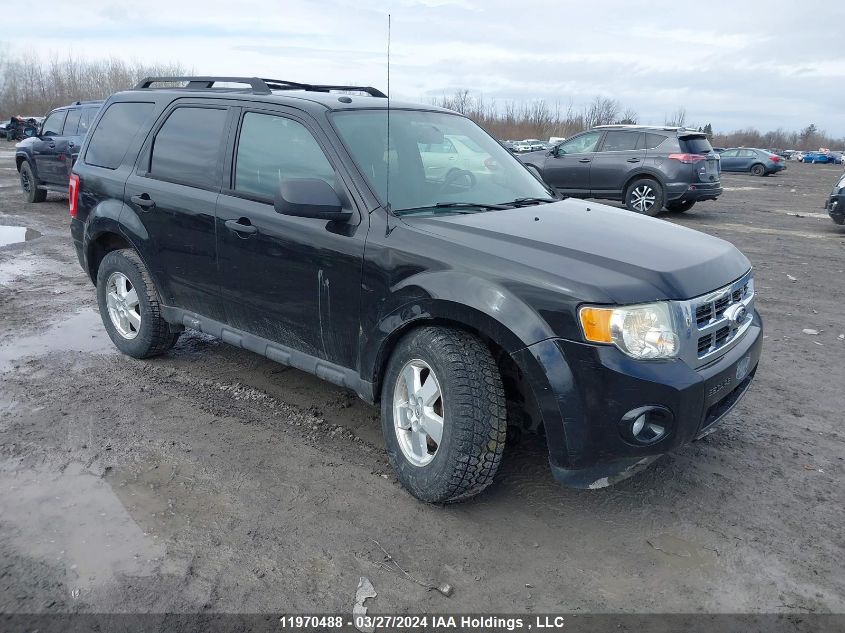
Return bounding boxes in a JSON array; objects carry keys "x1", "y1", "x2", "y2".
[
  {"x1": 512, "y1": 310, "x2": 762, "y2": 489},
  {"x1": 826, "y1": 194, "x2": 845, "y2": 224},
  {"x1": 666, "y1": 181, "x2": 723, "y2": 203}
]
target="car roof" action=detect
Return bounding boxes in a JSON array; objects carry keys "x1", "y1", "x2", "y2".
[
  {"x1": 592, "y1": 124, "x2": 705, "y2": 135},
  {"x1": 52, "y1": 101, "x2": 105, "y2": 112},
  {"x1": 111, "y1": 77, "x2": 452, "y2": 115}
]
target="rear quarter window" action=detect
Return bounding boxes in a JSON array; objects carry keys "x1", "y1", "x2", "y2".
[
  {"x1": 680, "y1": 136, "x2": 713, "y2": 154},
  {"x1": 85, "y1": 102, "x2": 155, "y2": 169},
  {"x1": 644, "y1": 133, "x2": 668, "y2": 150}
]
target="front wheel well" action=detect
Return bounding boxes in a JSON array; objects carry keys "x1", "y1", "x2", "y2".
[
  {"x1": 16, "y1": 155, "x2": 28, "y2": 172},
  {"x1": 87, "y1": 232, "x2": 133, "y2": 283},
  {"x1": 373, "y1": 319, "x2": 542, "y2": 433}
]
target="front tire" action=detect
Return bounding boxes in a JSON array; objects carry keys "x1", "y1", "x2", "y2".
[
  {"x1": 625, "y1": 178, "x2": 664, "y2": 216},
  {"x1": 665, "y1": 200, "x2": 696, "y2": 213},
  {"x1": 96, "y1": 249, "x2": 179, "y2": 358},
  {"x1": 20, "y1": 161, "x2": 46, "y2": 203},
  {"x1": 381, "y1": 326, "x2": 507, "y2": 503}
]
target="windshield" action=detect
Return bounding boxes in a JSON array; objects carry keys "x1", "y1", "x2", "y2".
[{"x1": 332, "y1": 109, "x2": 554, "y2": 215}]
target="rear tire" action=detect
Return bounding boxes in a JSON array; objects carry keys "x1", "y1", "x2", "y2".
[
  {"x1": 750, "y1": 163, "x2": 766, "y2": 176},
  {"x1": 380, "y1": 326, "x2": 507, "y2": 503},
  {"x1": 20, "y1": 161, "x2": 46, "y2": 203},
  {"x1": 96, "y1": 249, "x2": 179, "y2": 359},
  {"x1": 665, "y1": 200, "x2": 696, "y2": 213},
  {"x1": 625, "y1": 178, "x2": 664, "y2": 216}
]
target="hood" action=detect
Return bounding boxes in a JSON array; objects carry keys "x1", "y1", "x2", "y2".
[{"x1": 407, "y1": 198, "x2": 751, "y2": 304}]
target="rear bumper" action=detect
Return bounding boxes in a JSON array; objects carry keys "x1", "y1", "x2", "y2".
[
  {"x1": 512, "y1": 310, "x2": 762, "y2": 489},
  {"x1": 666, "y1": 181, "x2": 723, "y2": 203}
]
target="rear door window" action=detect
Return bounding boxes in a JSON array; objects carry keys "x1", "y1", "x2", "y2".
[
  {"x1": 86, "y1": 102, "x2": 155, "y2": 169},
  {"x1": 63, "y1": 109, "x2": 82, "y2": 135},
  {"x1": 41, "y1": 111, "x2": 66, "y2": 137},
  {"x1": 680, "y1": 136, "x2": 713, "y2": 154},
  {"x1": 599, "y1": 131, "x2": 642, "y2": 152},
  {"x1": 149, "y1": 107, "x2": 228, "y2": 189},
  {"x1": 234, "y1": 111, "x2": 335, "y2": 200}
]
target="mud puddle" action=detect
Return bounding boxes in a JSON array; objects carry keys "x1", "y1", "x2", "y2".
[
  {"x1": 0, "y1": 309, "x2": 115, "y2": 371},
  {"x1": 0, "y1": 225, "x2": 41, "y2": 247},
  {"x1": 0, "y1": 461, "x2": 165, "y2": 597}
]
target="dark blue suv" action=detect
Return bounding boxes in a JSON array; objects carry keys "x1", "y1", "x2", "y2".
[{"x1": 15, "y1": 101, "x2": 102, "y2": 202}]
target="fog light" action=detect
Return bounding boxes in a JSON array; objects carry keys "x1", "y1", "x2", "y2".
[{"x1": 620, "y1": 406, "x2": 673, "y2": 445}]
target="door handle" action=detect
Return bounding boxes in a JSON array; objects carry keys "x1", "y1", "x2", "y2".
[
  {"x1": 225, "y1": 218, "x2": 258, "y2": 235},
  {"x1": 626, "y1": 158, "x2": 641, "y2": 163},
  {"x1": 578, "y1": 158, "x2": 591, "y2": 163},
  {"x1": 130, "y1": 194, "x2": 156, "y2": 210},
  {"x1": 48, "y1": 142, "x2": 56, "y2": 149}
]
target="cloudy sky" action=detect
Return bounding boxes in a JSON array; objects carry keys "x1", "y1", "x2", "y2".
[{"x1": 6, "y1": 0, "x2": 845, "y2": 135}]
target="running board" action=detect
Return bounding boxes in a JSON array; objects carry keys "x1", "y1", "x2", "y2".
[{"x1": 161, "y1": 307, "x2": 375, "y2": 403}]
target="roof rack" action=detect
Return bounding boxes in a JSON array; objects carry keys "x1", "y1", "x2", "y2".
[{"x1": 134, "y1": 76, "x2": 387, "y2": 98}]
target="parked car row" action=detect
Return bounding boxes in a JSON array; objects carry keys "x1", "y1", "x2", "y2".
[{"x1": 506, "y1": 139, "x2": 554, "y2": 153}]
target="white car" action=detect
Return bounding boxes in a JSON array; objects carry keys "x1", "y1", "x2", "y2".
[{"x1": 418, "y1": 134, "x2": 500, "y2": 182}]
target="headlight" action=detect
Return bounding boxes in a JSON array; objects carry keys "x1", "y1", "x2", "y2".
[{"x1": 579, "y1": 302, "x2": 679, "y2": 359}]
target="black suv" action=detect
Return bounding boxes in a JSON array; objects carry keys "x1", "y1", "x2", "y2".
[
  {"x1": 519, "y1": 125, "x2": 722, "y2": 215},
  {"x1": 15, "y1": 101, "x2": 103, "y2": 203},
  {"x1": 70, "y1": 77, "x2": 761, "y2": 502}
]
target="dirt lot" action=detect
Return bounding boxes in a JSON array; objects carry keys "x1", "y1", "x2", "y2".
[{"x1": 1, "y1": 149, "x2": 844, "y2": 618}]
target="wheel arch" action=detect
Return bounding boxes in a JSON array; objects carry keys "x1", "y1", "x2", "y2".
[
  {"x1": 622, "y1": 169, "x2": 666, "y2": 197},
  {"x1": 364, "y1": 277, "x2": 556, "y2": 406},
  {"x1": 85, "y1": 230, "x2": 133, "y2": 284}
]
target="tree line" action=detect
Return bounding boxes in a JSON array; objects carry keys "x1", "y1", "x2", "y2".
[
  {"x1": 433, "y1": 90, "x2": 844, "y2": 151},
  {"x1": 0, "y1": 50, "x2": 186, "y2": 119},
  {"x1": 1, "y1": 50, "x2": 841, "y2": 152}
]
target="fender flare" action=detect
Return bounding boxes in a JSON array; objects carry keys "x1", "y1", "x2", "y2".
[{"x1": 361, "y1": 270, "x2": 559, "y2": 390}]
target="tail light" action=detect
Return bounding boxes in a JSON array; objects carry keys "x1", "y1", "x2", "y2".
[
  {"x1": 69, "y1": 173, "x2": 80, "y2": 218},
  {"x1": 770, "y1": 155, "x2": 781, "y2": 162},
  {"x1": 484, "y1": 157, "x2": 499, "y2": 171},
  {"x1": 668, "y1": 153, "x2": 707, "y2": 164}
]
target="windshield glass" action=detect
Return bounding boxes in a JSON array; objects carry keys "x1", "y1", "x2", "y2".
[{"x1": 332, "y1": 109, "x2": 553, "y2": 215}]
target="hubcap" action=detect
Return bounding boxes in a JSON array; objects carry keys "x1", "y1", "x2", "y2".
[
  {"x1": 392, "y1": 359, "x2": 444, "y2": 467},
  {"x1": 105, "y1": 272, "x2": 141, "y2": 339},
  {"x1": 631, "y1": 185, "x2": 656, "y2": 213}
]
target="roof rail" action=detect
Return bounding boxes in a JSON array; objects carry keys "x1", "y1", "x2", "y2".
[{"x1": 134, "y1": 76, "x2": 387, "y2": 98}]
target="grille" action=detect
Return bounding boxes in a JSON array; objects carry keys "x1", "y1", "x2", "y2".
[{"x1": 689, "y1": 276, "x2": 753, "y2": 361}]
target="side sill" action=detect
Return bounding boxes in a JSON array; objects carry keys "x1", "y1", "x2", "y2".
[{"x1": 161, "y1": 307, "x2": 375, "y2": 403}]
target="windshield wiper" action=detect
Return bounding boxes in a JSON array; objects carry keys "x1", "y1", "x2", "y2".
[
  {"x1": 399, "y1": 201, "x2": 509, "y2": 216},
  {"x1": 501, "y1": 197, "x2": 556, "y2": 207}
]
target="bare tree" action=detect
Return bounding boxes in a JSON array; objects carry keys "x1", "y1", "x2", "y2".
[
  {"x1": 0, "y1": 50, "x2": 189, "y2": 118},
  {"x1": 665, "y1": 106, "x2": 687, "y2": 127}
]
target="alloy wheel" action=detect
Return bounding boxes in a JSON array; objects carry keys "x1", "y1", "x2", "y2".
[
  {"x1": 630, "y1": 185, "x2": 656, "y2": 213},
  {"x1": 105, "y1": 272, "x2": 141, "y2": 339},
  {"x1": 392, "y1": 359, "x2": 445, "y2": 467}
]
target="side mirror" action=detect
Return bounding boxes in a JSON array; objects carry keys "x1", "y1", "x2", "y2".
[{"x1": 274, "y1": 178, "x2": 351, "y2": 222}]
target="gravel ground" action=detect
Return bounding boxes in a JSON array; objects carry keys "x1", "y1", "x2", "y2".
[{"x1": 0, "y1": 148, "x2": 843, "y2": 618}]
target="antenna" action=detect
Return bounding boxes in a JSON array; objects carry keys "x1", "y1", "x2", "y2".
[{"x1": 386, "y1": 13, "x2": 392, "y2": 213}]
